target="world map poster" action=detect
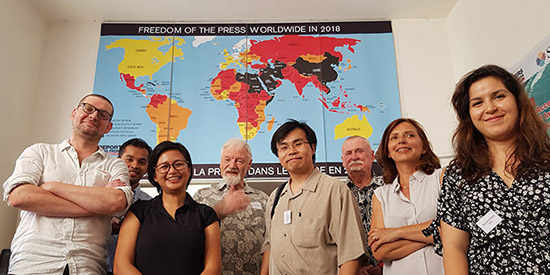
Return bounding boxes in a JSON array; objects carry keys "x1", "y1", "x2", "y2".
[
  {"x1": 93, "y1": 22, "x2": 401, "y2": 179},
  {"x1": 512, "y1": 33, "x2": 550, "y2": 136}
]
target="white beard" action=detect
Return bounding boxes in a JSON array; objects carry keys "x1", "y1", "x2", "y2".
[{"x1": 223, "y1": 174, "x2": 241, "y2": 186}]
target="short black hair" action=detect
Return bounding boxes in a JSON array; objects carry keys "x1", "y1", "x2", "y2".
[
  {"x1": 118, "y1": 138, "x2": 152, "y2": 158},
  {"x1": 147, "y1": 141, "x2": 193, "y2": 193},
  {"x1": 270, "y1": 119, "x2": 317, "y2": 162}
]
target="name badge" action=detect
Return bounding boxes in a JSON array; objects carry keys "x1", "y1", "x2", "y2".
[
  {"x1": 284, "y1": 210, "x2": 292, "y2": 224},
  {"x1": 476, "y1": 209, "x2": 502, "y2": 234},
  {"x1": 250, "y1": 201, "x2": 262, "y2": 209}
]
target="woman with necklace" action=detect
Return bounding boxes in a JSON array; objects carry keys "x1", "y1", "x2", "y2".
[{"x1": 368, "y1": 118, "x2": 444, "y2": 275}]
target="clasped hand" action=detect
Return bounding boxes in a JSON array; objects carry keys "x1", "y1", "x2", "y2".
[{"x1": 368, "y1": 227, "x2": 399, "y2": 251}]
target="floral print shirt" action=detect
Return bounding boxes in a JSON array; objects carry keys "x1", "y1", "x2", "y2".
[{"x1": 436, "y1": 163, "x2": 550, "y2": 274}]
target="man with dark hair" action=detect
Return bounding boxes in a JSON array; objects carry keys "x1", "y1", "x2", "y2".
[
  {"x1": 341, "y1": 136, "x2": 384, "y2": 275},
  {"x1": 117, "y1": 138, "x2": 152, "y2": 192},
  {"x1": 261, "y1": 119, "x2": 366, "y2": 275},
  {"x1": 194, "y1": 138, "x2": 268, "y2": 275},
  {"x1": 3, "y1": 94, "x2": 133, "y2": 274},
  {"x1": 106, "y1": 138, "x2": 153, "y2": 273}
]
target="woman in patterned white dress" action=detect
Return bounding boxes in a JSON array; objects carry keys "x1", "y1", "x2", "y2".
[{"x1": 438, "y1": 64, "x2": 550, "y2": 274}]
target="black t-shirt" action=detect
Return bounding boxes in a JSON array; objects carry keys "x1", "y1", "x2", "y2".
[{"x1": 129, "y1": 193, "x2": 219, "y2": 275}]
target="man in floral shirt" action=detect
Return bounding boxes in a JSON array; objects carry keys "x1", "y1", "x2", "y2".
[
  {"x1": 194, "y1": 138, "x2": 268, "y2": 275},
  {"x1": 341, "y1": 136, "x2": 384, "y2": 275}
]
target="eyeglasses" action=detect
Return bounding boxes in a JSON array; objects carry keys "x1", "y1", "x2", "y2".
[
  {"x1": 277, "y1": 140, "x2": 310, "y2": 153},
  {"x1": 155, "y1": 161, "x2": 188, "y2": 174},
  {"x1": 80, "y1": 103, "x2": 112, "y2": 121}
]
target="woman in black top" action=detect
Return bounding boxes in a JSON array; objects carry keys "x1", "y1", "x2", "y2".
[
  {"x1": 114, "y1": 141, "x2": 221, "y2": 275},
  {"x1": 438, "y1": 65, "x2": 550, "y2": 274}
]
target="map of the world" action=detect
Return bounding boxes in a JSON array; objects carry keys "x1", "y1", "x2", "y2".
[{"x1": 94, "y1": 22, "x2": 401, "y2": 178}]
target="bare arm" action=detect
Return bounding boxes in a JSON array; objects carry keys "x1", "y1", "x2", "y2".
[
  {"x1": 441, "y1": 221, "x2": 469, "y2": 275},
  {"x1": 201, "y1": 222, "x2": 222, "y2": 275},
  {"x1": 338, "y1": 258, "x2": 361, "y2": 275},
  {"x1": 8, "y1": 183, "x2": 94, "y2": 217},
  {"x1": 372, "y1": 239, "x2": 427, "y2": 261},
  {"x1": 368, "y1": 220, "x2": 434, "y2": 251},
  {"x1": 260, "y1": 251, "x2": 270, "y2": 275},
  {"x1": 113, "y1": 211, "x2": 142, "y2": 275},
  {"x1": 369, "y1": 195, "x2": 430, "y2": 261},
  {"x1": 41, "y1": 180, "x2": 127, "y2": 215}
]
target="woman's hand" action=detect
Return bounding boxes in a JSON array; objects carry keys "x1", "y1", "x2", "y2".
[{"x1": 368, "y1": 227, "x2": 399, "y2": 251}]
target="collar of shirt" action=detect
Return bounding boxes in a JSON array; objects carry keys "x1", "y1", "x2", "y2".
[
  {"x1": 60, "y1": 139, "x2": 108, "y2": 159},
  {"x1": 283, "y1": 168, "x2": 321, "y2": 198},
  {"x1": 215, "y1": 180, "x2": 255, "y2": 194},
  {"x1": 391, "y1": 170, "x2": 429, "y2": 193},
  {"x1": 346, "y1": 175, "x2": 384, "y2": 191},
  {"x1": 150, "y1": 192, "x2": 198, "y2": 214}
]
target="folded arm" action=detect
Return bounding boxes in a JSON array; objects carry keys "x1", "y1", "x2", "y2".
[
  {"x1": 368, "y1": 220, "x2": 434, "y2": 251},
  {"x1": 369, "y1": 195, "x2": 432, "y2": 261},
  {"x1": 8, "y1": 183, "x2": 94, "y2": 217},
  {"x1": 372, "y1": 239, "x2": 427, "y2": 261},
  {"x1": 41, "y1": 180, "x2": 128, "y2": 215}
]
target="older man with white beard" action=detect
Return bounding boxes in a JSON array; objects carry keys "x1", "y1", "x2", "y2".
[
  {"x1": 194, "y1": 138, "x2": 269, "y2": 275},
  {"x1": 341, "y1": 136, "x2": 384, "y2": 275}
]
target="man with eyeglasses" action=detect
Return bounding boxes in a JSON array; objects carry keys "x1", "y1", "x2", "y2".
[
  {"x1": 260, "y1": 119, "x2": 367, "y2": 275},
  {"x1": 3, "y1": 94, "x2": 133, "y2": 275},
  {"x1": 194, "y1": 138, "x2": 269, "y2": 275}
]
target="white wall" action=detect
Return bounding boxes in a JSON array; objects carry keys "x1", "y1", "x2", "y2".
[
  {"x1": 392, "y1": 19, "x2": 456, "y2": 162},
  {"x1": 447, "y1": 0, "x2": 550, "y2": 79},
  {"x1": 0, "y1": 0, "x2": 46, "y2": 249},
  {"x1": 1, "y1": 0, "x2": 549, "y2": 250},
  {"x1": 27, "y1": 20, "x2": 102, "y2": 144}
]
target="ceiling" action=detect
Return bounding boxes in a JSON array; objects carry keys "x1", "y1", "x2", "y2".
[{"x1": 27, "y1": 0, "x2": 457, "y2": 23}]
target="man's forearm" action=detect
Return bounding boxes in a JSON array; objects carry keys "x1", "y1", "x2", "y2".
[
  {"x1": 42, "y1": 182, "x2": 128, "y2": 215},
  {"x1": 8, "y1": 184, "x2": 94, "y2": 217}
]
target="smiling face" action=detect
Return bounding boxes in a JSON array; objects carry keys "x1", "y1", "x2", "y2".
[
  {"x1": 220, "y1": 145, "x2": 252, "y2": 187},
  {"x1": 153, "y1": 149, "x2": 190, "y2": 194},
  {"x1": 341, "y1": 137, "x2": 375, "y2": 174},
  {"x1": 387, "y1": 122, "x2": 426, "y2": 165},
  {"x1": 468, "y1": 76, "x2": 519, "y2": 144},
  {"x1": 120, "y1": 145, "x2": 149, "y2": 189},
  {"x1": 276, "y1": 128, "x2": 316, "y2": 176},
  {"x1": 70, "y1": 95, "x2": 113, "y2": 140}
]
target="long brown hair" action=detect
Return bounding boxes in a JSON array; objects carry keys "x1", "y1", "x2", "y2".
[
  {"x1": 451, "y1": 64, "x2": 550, "y2": 185},
  {"x1": 376, "y1": 118, "x2": 441, "y2": 183}
]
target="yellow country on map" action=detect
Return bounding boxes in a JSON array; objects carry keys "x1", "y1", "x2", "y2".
[{"x1": 334, "y1": 114, "x2": 373, "y2": 140}]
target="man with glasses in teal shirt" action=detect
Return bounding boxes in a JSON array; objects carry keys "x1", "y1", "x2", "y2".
[{"x1": 3, "y1": 94, "x2": 133, "y2": 274}]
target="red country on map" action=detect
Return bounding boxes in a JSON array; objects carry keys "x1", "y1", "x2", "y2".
[{"x1": 210, "y1": 35, "x2": 362, "y2": 139}]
